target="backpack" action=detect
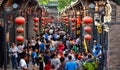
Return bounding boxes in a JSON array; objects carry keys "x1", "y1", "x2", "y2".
[{"x1": 83, "y1": 60, "x2": 98, "y2": 70}]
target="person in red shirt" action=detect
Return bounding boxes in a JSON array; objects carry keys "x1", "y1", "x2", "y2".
[
  {"x1": 44, "y1": 59, "x2": 51, "y2": 70},
  {"x1": 58, "y1": 42, "x2": 65, "y2": 52}
]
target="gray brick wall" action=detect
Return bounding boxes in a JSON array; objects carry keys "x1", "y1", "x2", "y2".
[
  {"x1": 109, "y1": 24, "x2": 120, "y2": 70},
  {"x1": 116, "y1": 5, "x2": 120, "y2": 22},
  {"x1": 107, "y1": 2, "x2": 120, "y2": 70}
]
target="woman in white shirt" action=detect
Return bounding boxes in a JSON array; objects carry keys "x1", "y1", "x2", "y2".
[{"x1": 19, "y1": 53, "x2": 28, "y2": 70}]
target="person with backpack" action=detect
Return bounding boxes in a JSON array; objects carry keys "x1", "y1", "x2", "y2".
[{"x1": 83, "y1": 54, "x2": 98, "y2": 70}]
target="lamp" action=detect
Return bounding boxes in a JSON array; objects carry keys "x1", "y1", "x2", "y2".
[
  {"x1": 89, "y1": 3, "x2": 95, "y2": 9},
  {"x1": 76, "y1": 11, "x2": 80, "y2": 15},
  {"x1": 12, "y1": 3, "x2": 19, "y2": 9}
]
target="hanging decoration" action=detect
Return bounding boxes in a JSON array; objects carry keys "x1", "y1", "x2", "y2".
[
  {"x1": 15, "y1": 16, "x2": 25, "y2": 43},
  {"x1": 16, "y1": 27, "x2": 24, "y2": 33},
  {"x1": 83, "y1": 16, "x2": 93, "y2": 23},
  {"x1": 34, "y1": 23, "x2": 39, "y2": 27},
  {"x1": 71, "y1": 18, "x2": 76, "y2": 23},
  {"x1": 16, "y1": 35, "x2": 24, "y2": 42},
  {"x1": 72, "y1": 23, "x2": 75, "y2": 26},
  {"x1": 33, "y1": 17, "x2": 39, "y2": 33},
  {"x1": 77, "y1": 16, "x2": 81, "y2": 24},
  {"x1": 84, "y1": 26, "x2": 92, "y2": 33},
  {"x1": 63, "y1": 17, "x2": 69, "y2": 21},
  {"x1": 15, "y1": 16, "x2": 25, "y2": 24},
  {"x1": 71, "y1": 27, "x2": 76, "y2": 31},
  {"x1": 84, "y1": 34, "x2": 92, "y2": 40},
  {"x1": 33, "y1": 28, "x2": 38, "y2": 31},
  {"x1": 41, "y1": 17, "x2": 45, "y2": 21},
  {"x1": 33, "y1": 17, "x2": 39, "y2": 22}
]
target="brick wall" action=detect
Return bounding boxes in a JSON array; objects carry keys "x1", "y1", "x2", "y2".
[
  {"x1": 111, "y1": 2, "x2": 120, "y2": 22},
  {"x1": 108, "y1": 2, "x2": 120, "y2": 70},
  {"x1": 109, "y1": 24, "x2": 120, "y2": 70},
  {"x1": 116, "y1": 5, "x2": 120, "y2": 22}
]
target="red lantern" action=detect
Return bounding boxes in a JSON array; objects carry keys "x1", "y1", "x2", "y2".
[
  {"x1": 83, "y1": 16, "x2": 93, "y2": 23},
  {"x1": 71, "y1": 18, "x2": 76, "y2": 23},
  {"x1": 34, "y1": 23, "x2": 39, "y2": 27},
  {"x1": 44, "y1": 29, "x2": 48, "y2": 32},
  {"x1": 33, "y1": 28, "x2": 38, "y2": 31},
  {"x1": 42, "y1": 21, "x2": 45, "y2": 24},
  {"x1": 33, "y1": 17, "x2": 39, "y2": 22},
  {"x1": 72, "y1": 24, "x2": 75, "y2": 26},
  {"x1": 71, "y1": 28, "x2": 76, "y2": 31},
  {"x1": 15, "y1": 16, "x2": 25, "y2": 24},
  {"x1": 77, "y1": 16, "x2": 81, "y2": 24},
  {"x1": 16, "y1": 35, "x2": 24, "y2": 41},
  {"x1": 84, "y1": 34, "x2": 92, "y2": 40},
  {"x1": 42, "y1": 24, "x2": 44, "y2": 27},
  {"x1": 66, "y1": 24, "x2": 69, "y2": 26},
  {"x1": 41, "y1": 17, "x2": 45, "y2": 21},
  {"x1": 84, "y1": 26, "x2": 92, "y2": 33},
  {"x1": 64, "y1": 17, "x2": 69, "y2": 21},
  {"x1": 45, "y1": 17, "x2": 49, "y2": 21},
  {"x1": 16, "y1": 27, "x2": 24, "y2": 33}
]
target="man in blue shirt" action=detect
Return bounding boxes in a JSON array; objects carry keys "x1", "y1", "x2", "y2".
[
  {"x1": 44, "y1": 32, "x2": 48, "y2": 42},
  {"x1": 31, "y1": 48, "x2": 38, "y2": 65},
  {"x1": 39, "y1": 41, "x2": 45, "y2": 52},
  {"x1": 92, "y1": 40, "x2": 101, "y2": 57},
  {"x1": 65, "y1": 56, "x2": 77, "y2": 70},
  {"x1": 53, "y1": 33, "x2": 58, "y2": 40}
]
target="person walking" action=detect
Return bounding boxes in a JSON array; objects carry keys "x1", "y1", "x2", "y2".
[
  {"x1": 58, "y1": 57, "x2": 66, "y2": 70},
  {"x1": 44, "y1": 59, "x2": 51, "y2": 70},
  {"x1": 83, "y1": 54, "x2": 98, "y2": 70},
  {"x1": 65, "y1": 56, "x2": 77, "y2": 70},
  {"x1": 9, "y1": 43, "x2": 18, "y2": 69},
  {"x1": 19, "y1": 52, "x2": 29, "y2": 70},
  {"x1": 37, "y1": 56, "x2": 45, "y2": 70},
  {"x1": 31, "y1": 48, "x2": 38, "y2": 70},
  {"x1": 92, "y1": 40, "x2": 101, "y2": 58},
  {"x1": 51, "y1": 53, "x2": 60, "y2": 69}
]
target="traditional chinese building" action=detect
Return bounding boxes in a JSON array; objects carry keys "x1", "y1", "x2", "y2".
[
  {"x1": 0, "y1": 0, "x2": 42, "y2": 44},
  {"x1": 60, "y1": 0, "x2": 112, "y2": 70}
]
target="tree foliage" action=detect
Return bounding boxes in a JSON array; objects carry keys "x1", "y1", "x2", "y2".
[
  {"x1": 57, "y1": 0, "x2": 75, "y2": 11},
  {"x1": 39, "y1": 0, "x2": 49, "y2": 5},
  {"x1": 39, "y1": 0, "x2": 75, "y2": 11}
]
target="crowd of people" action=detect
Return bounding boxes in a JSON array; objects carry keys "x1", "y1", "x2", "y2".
[{"x1": 8, "y1": 23, "x2": 103, "y2": 70}]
